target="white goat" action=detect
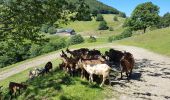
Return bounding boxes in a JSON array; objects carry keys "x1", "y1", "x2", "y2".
[{"x1": 77, "y1": 59, "x2": 111, "y2": 87}]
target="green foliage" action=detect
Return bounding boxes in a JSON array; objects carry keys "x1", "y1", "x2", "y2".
[
  {"x1": 71, "y1": 0, "x2": 120, "y2": 14},
  {"x1": 75, "y1": 0, "x2": 92, "y2": 21},
  {"x1": 29, "y1": 44, "x2": 43, "y2": 58},
  {"x1": 87, "y1": 36, "x2": 97, "y2": 43},
  {"x1": 108, "y1": 37, "x2": 113, "y2": 42},
  {"x1": 96, "y1": 14, "x2": 104, "y2": 21},
  {"x1": 158, "y1": 12, "x2": 170, "y2": 28},
  {"x1": 119, "y1": 12, "x2": 126, "y2": 18},
  {"x1": 0, "y1": 0, "x2": 75, "y2": 44},
  {"x1": 113, "y1": 16, "x2": 118, "y2": 21},
  {"x1": 125, "y1": 2, "x2": 160, "y2": 33},
  {"x1": 68, "y1": 34, "x2": 85, "y2": 45},
  {"x1": 98, "y1": 20, "x2": 109, "y2": 30},
  {"x1": 40, "y1": 24, "x2": 51, "y2": 33},
  {"x1": 109, "y1": 27, "x2": 114, "y2": 31},
  {"x1": 48, "y1": 26, "x2": 56, "y2": 34},
  {"x1": 92, "y1": 10, "x2": 98, "y2": 18},
  {"x1": 113, "y1": 28, "x2": 132, "y2": 40}
]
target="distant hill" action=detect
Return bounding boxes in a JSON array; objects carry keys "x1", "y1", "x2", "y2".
[{"x1": 71, "y1": 0, "x2": 121, "y2": 14}]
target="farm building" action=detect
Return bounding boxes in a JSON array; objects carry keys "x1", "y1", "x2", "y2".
[{"x1": 56, "y1": 28, "x2": 76, "y2": 36}]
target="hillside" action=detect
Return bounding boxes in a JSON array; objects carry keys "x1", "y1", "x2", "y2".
[
  {"x1": 61, "y1": 14, "x2": 125, "y2": 35},
  {"x1": 117, "y1": 27, "x2": 170, "y2": 56},
  {"x1": 70, "y1": 0, "x2": 120, "y2": 14}
]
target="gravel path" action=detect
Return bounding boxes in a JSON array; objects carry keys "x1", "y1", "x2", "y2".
[{"x1": 0, "y1": 44, "x2": 170, "y2": 100}]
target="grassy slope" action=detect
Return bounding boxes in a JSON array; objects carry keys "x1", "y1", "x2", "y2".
[
  {"x1": 117, "y1": 27, "x2": 170, "y2": 56},
  {"x1": 1, "y1": 49, "x2": 115, "y2": 100},
  {"x1": 61, "y1": 14, "x2": 125, "y2": 33}
]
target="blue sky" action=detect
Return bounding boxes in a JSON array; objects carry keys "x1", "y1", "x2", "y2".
[{"x1": 98, "y1": 0, "x2": 170, "y2": 16}]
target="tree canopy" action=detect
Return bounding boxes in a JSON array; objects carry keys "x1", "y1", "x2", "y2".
[
  {"x1": 0, "y1": 0, "x2": 90, "y2": 67},
  {"x1": 125, "y1": 2, "x2": 160, "y2": 33}
]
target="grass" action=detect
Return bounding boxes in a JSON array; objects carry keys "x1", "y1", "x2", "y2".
[
  {"x1": 0, "y1": 60, "x2": 62, "y2": 88},
  {"x1": 117, "y1": 27, "x2": 170, "y2": 56},
  {"x1": 0, "y1": 54, "x2": 115, "y2": 100},
  {"x1": 60, "y1": 14, "x2": 125, "y2": 34}
]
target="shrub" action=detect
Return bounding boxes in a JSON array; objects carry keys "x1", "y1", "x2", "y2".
[
  {"x1": 29, "y1": 44, "x2": 43, "y2": 58},
  {"x1": 96, "y1": 14, "x2": 104, "y2": 21},
  {"x1": 41, "y1": 24, "x2": 50, "y2": 33},
  {"x1": 51, "y1": 38, "x2": 67, "y2": 50},
  {"x1": 68, "y1": 34, "x2": 84, "y2": 45},
  {"x1": 113, "y1": 28, "x2": 132, "y2": 40},
  {"x1": 109, "y1": 27, "x2": 114, "y2": 31},
  {"x1": 87, "y1": 36, "x2": 97, "y2": 43},
  {"x1": 41, "y1": 43, "x2": 55, "y2": 54},
  {"x1": 113, "y1": 16, "x2": 118, "y2": 21},
  {"x1": 119, "y1": 12, "x2": 126, "y2": 18},
  {"x1": 48, "y1": 26, "x2": 56, "y2": 34},
  {"x1": 98, "y1": 20, "x2": 108, "y2": 30},
  {"x1": 108, "y1": 37, "x2": 113, "y2": 42}
]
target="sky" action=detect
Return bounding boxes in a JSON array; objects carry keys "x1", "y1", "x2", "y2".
[{"x1": 98, "y1": 0, "x2": 170, "y2": 16}]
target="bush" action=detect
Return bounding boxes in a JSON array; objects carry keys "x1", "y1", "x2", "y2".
[
  {"x1": 68, "y1": 34, "x2": 84, "y2": 45},
  {"x1": 41, "y1": 43, "x2": 55, "y2": 54},
  {"x1": 87, "y1": 36, "x2": 97, "y2": 43},
  {"x1": 108, "y1": 37, "x2": 113, "y2": 42},
  {"x1": 113, "y1": 28, "x2": 132, "y2": 40},
  {"x1": 119, "y1": 12, "x2": 126, "y2": 18},
  {"x1": 41, "y1": 24, "x2": 50, "y2": 33},
  {"x1": 113, "y1": 16, "x2": 118, "y2": 21},
  {"x1": 29, "y1": 44, "x2": 43, "y2": 58},
  {"x1": 96, "y1": 14, "x2": 104, "y2": 21},
  {"x1": 51, "y1": 38, "x2": 67, "y2": 50},
  {"x1": 48, "y1": 26, "x2": 56, "y2": 34},
  {"x1": 98, "y1": 20, "x2": 108, "y2": 30},
  {"x1": 109, "y1": 27, "x2": 114, "y2": 31}
]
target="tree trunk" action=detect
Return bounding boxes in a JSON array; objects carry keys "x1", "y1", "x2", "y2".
[{"x1": 143, "y1": 27, "x2": 146, "y2": 33}]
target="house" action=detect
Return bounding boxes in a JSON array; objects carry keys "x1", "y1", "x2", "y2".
[{"x1": 56, "y1": 28, "x2": 76, "y2": 36}]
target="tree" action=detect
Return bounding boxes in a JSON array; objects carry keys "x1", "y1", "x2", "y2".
[
  {"x1": 119, "y1": 12, "x2": 126, "y2": 18},
  {"x1": 68, "y1": 34, "x2": 84, "y2": 45},
  {"x1": 125, "y1": 2, "x2": 160, "y2": 33},
  {"x1": 161, "y1": 12, "x2": 170, "y2": 27},
  {"x1": 96, "y1": 14, "x2": 104, "y2": 21},
  {"x1": 113, "y1": 16, "x2": 118, "y2": 21},
  {"x1": 75, "y1": 0, "x2": 92, "y2": 21},
  {"x1": 92, "y1": 10, "x2": 98, "y2": 18},
  {"x1": 98, "y1": 20, "x2": 108, "y2": 30},
  {"x1": 48, "y1": 26, "x2": 56, "y2": 34},
  {"x1": 0, "y1": 0, "x2": 88, "y2": 67}
]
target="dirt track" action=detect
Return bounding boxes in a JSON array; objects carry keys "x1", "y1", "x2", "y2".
[{"x1": 0, "y1": 44, "x2": 170, "y2": 100}]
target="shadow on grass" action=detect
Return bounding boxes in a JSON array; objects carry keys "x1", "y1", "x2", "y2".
[{"x1": 1, "y1": 68, "x2": 76, "y2": 100}]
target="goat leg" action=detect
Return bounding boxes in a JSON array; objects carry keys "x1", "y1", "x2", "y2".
[
  {"x1": 100, "y1": 76, "x2": 106, "y2": 87},
  {"x1": 126, "y1": 72, "x2": 130, "y2": 81},
  {"x1": 120, "y1": 72, "x2": 123, "y2": 79}
]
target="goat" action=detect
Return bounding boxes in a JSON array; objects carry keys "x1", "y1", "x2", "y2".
[
  {"x1": 9, "y1": 82, "x2": 27, "y2": 98},
  {"x1": 76, "y1": 58, "x2": 105, "y2": 79},
  {"x1": 77, "y1": 59, "x2": 111, "y2": 87},
  {"x1": 44, "y1": 62, "x2": 53, "y2": 74},
  {"x1": 60, "y1": 54, "x2": 77, "y2": 76},
  {"x1": 120, "y1": 52, "x2": 135, "y2": 80}
]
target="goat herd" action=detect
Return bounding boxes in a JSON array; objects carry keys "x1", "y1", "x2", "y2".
[
  {"x1": 59, "y1": 48, "x2": 135, "y2": 87},
  {"x1": 2, "y1": 48, "x2": 135, "y2": 99}
]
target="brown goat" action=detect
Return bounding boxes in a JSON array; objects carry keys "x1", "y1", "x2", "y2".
[
  {"x1": 120, "y1": 52, "x2": 135, "y2": 80},
  {"x1": 9, "y1": 82, "x2": 27, "y2": 98}
]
